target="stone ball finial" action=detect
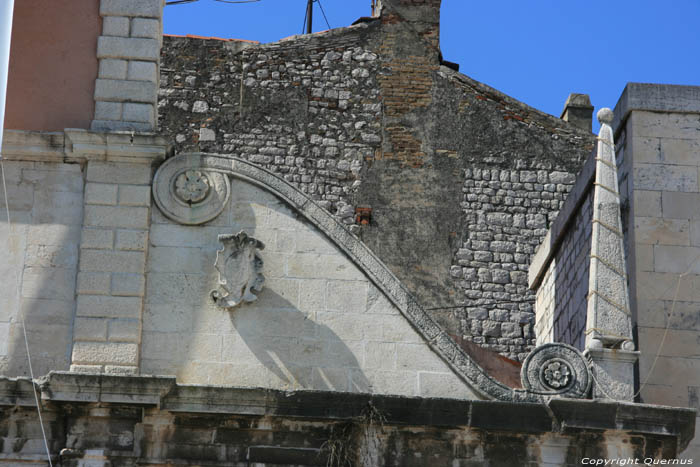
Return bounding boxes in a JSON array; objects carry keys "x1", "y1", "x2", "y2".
[{"x1": 597, "y1": 108, "x2": 614, "y2": 125}]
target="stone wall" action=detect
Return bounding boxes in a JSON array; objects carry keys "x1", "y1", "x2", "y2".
[
  {"x1": 142, "y1": 177, "x2": 476, "y2": 399},
  {"x1": 158, "y1": 16, "x2": 595, "y2": 361},
  {"x1": 0, "y1": 156, "x2": 83, "y2": 377},
  {"x1": 614, "y1": 84, "x2": 700, "y2": 459}
]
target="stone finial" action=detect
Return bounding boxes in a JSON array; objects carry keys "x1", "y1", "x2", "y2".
[
  {"x1": 584, "y1": 106, "x2": 638, "y2": 400},
  {"x1": 560, "y1": 93, "x2": 594, "y2": 132}
]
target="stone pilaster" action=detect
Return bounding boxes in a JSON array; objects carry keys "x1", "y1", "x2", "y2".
[
  {"x1": 91, "y1": 0, "x2": 164, "y2": 132},
  {"x1": 584, "y1": 108, "x2": 638, "y2": 400},
  {"x1": 69, "y1": 130, "x2": 166, "y2": 375}
]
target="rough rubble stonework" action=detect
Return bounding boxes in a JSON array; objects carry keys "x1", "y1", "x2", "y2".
[{"x1": 158, "y1": 16, "x2": 595, "y2": 361}]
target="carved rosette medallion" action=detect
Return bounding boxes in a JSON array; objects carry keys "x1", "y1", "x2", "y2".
[
  {"x1": 174, "y1": 170, "x2": 211, "y2": 203},
  {"x1": 521, "y1": 343, "x2": 590, "y2": 397},
  {"x1": 153, "y1": 154, "x2": 230, "y2": 225},
  {"x1": 211, "y1": 231, "x2": 265, "y2": 309}
]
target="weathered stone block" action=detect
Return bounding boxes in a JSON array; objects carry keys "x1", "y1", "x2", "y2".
[
  {"x1": 71, "y1": 341, "x2": 138, "y2": 365},
  {"x1": 123, "y1": 103, "x2": 155, "y2": 123},
  {"x1": 418, "y1": 371, "x2": 475, "y2": 399},
  {"x1": 84, "y1": 205, "x2": 150, "y2": 229},
  {"x1": 74, "y1": 317, "x2": 108, "y2": 341},
  {"x1": 118, "y1": 185, "x2": 151, "y2": 207},
  {"x1": 131, "y1": 18, "x2": 160, "y2": 39},
  {"x1": 115, "y1": 229, "x2": 148, "y2": 251},
  {"x1": 77, "y1": 271, "x2": 111, "y2": 295},
  {"x1": 111, "y1": 273, "x2": 145, "y2": 297},
  {"x1": 21, "y1": 267, "x2": 76, "y2": 301},
  {"x1": 127, "y1": 60, "x2": 157, "y2": 82},
  {"x1": 662, "y1": 191, "x2": 700, "y2": 219},
  {"x1": 102, "y1": 16, "x2": 130, "y2": 37},
  {"x1": 97, "y1": 36, "x2": 160, "y2": 61},
  {"x1": 634, "y1": 163, "x2": 698, "y2": 192},
  {"x1": 653, "y1": 245, "x2": 700, "y2": 274},
  {"x1": 86, "y1": 161, "x2": 152, "y2": 185},
  {"x1": 633, "y1": 190, "x2": 661, "y2": 217},
  {"x1": 85, "y1": 183, "x2": 119, "y2": 206},
  {"x1": 100, "y1": 0, "x2": 162, "y2": 18},
  {"x1": 364, "y1": 342, "x2": 396, "y2": 369},
  {"x1": 108, "y1": 318, "x2": 141, "y2": 342},
  {"x1": 635, "y1": 217, "x2": 689, "y2": 246},
  {"x1": 80, "y1": 249, "x2": 146, "y2": 274},
  {"x1": 94, "y1": 101, "x2": 123, "y2": 121},
  {"x1": 81, "y1": 228, "x2": 114, "y2": 250},
  {"x1": 98, "y1": 58, "x2": 128, "y2": 79},
  {"x1": 76, "y1": 295, "x2": 142, "y2": 318},
  {"x1": 94, "y1": 78, "x2": 157, "y2": 103}
]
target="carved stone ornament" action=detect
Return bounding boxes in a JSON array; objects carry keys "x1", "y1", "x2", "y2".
[
  {"x1": 211, "y1": 231, "x2": 265, "y2": 309},
  {"x1": 520, "y1": 343, "x2": 591, "y2": 398},
  {"x1": 152, "y1": 154, "x2": 230, "y2": 225}
]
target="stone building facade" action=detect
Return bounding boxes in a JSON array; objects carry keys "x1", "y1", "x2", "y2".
[{"x1": 0, "y1": 0, "x2": 696, "y2": 465}]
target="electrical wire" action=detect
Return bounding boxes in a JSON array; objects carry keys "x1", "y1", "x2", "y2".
[
  {"x1": 301, "y1": 1, "x2": 308, "y2": 34},
  {"x1": 316, "y1": 0, "x2": 331, "y2": 30},
  {"x1": 1, "y1": 160, "x2": 53, "y2": 467}
]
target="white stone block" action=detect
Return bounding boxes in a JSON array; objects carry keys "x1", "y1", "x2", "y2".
[
  {"x1": 87, "y1": 161, "x2": 152, "y2": 185},
  {"x1": 94, "y1": 101, "x2": 122, "y2": 121},
  {"x1": 94, "y1": 78, "x2": 157, "y2": 103},
  {"x1": 80, "y1": 249, "x2": 146, "y2": 274},
  {"x1": 70, "y1": 364, "x2": 104, "y2": 374},
  {"x1": 108, "y1": 318, "x2": 141, "y2": 342},
  {"x1": 24, "y1": 244, "x2": 78, "y2": 269},
  {"x1": 85, "y1": 183, "x2": 118, "y2": 205},
  {"x1": 123, "y1": 103, "x2": 154, "y2": 123},
  {"x1": 21, "y1": 267, "x2": 76, "y2": 301},
  {"x1": 77, "y1": 271, "x2": 111, "y2": 295},
  {"x1": 634, "y1": 163, "x2": 698, "y2": 192},
  {"x1": 102, "y1": 16, "x2": 130, "y2": 37},
  {"x1": 115, "y1": 229, "x2": 148, "y2": 251},
  {"x1": 364, "y1": 341, "x2": 396, "y2": 369},
  {"x1": 72, "y1": 341, "x2": 138, "y2": 365},
  {"x1": 118, "y1": 185, "x2": 151, "y2": 207},
  {"x1": 131, "y1": 18, "x2": 160, "y2": 38},
  {"x1": 27, "y1": 224, "x2": 81, "y2": 246},
  {"x1": 111, "y1": 273, "x2": 145, "y2": 297},
  {"x1": 97, "y1": 36, "x2": 159, "y2": 61},
  {"x1": 22, "y1": 168, "x2": 83, "y2": 193},
  {"x1": 74, "y1": 317, "x2": 108, "y2": 341},
  {"x1": 32, "y1": 190, "x2": 83, "y2": 224},
  {"x1": 81, "y1": 228, "x2": 114, "y2": 250},
  {"x1": 84, "y1": 205, "x2": 150, "y2": 229},
  {"x1": 98, "y1": 58, "x2": 128, "y2": 80},
  {"x1": 127, "y1": 60, "x2": 157, "y2": 82},
  {"x1": 76, "y1": 295, "x2": 142, "y2": 318},
  {"x1": 100, "y1": 0, "x2": 162, "y2": 18}
]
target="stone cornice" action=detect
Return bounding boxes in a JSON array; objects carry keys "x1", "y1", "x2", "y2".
[
  {"x1": 0, "y1": 129, "x2": 167, "y2": 164},
  {"x1": 0, "y1": 372, "x2": 695, "y2": 451}
]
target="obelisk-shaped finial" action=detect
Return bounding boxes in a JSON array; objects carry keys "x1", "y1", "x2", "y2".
[
  {"x1": 585, "y1": 108, "x2": 634, "y2": 351},
  {"x1": 584, "y1": 108, "x2": 637, "y2": 400}
]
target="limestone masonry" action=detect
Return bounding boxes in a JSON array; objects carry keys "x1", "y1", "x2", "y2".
[{"x1": 0, "y1": 0, "x2": 697, "y2": 465}]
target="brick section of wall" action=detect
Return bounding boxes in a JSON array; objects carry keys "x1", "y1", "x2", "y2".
[
  {"x1": 0, "y1": 161, "x2": 83, "y2": 377},
  {"x1": 71, "y1": 161, "x2": 154, "y2": 374},
  {"x1": 91, "y1": 0, "x2": 163, "y2": 132},
  {"x1": 534, "y1": 187, "x2": 593, "y2": 350}
]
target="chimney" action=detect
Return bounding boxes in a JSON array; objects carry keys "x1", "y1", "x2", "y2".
[
  {"x1": 560, "y1": 93, "x2": 594, "y2": 132},
  {"x1": 374, "y1": 0, "x2": 442, "y2": 51}
]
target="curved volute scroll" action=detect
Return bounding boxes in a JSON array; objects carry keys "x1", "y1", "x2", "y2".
[
  {"x1": 152, "y1": 153, "x2": 593, "y2": 403},
  {"x1": 152, "y1": 153, "x2": 231, "y2": 225}
]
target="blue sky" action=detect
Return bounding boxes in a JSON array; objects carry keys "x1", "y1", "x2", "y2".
[{"x1": 164, "y1": 1, "x2": 700, "y2": 130}]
